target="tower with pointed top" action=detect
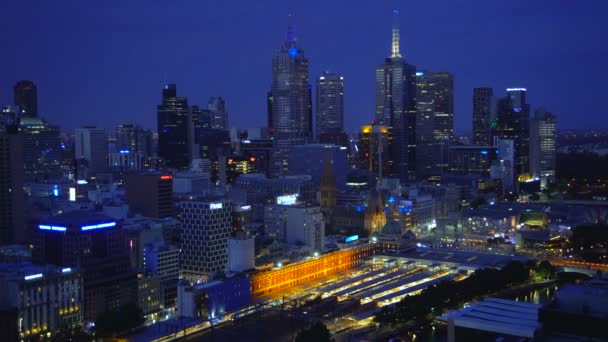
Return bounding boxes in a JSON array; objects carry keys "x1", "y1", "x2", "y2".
[
  {"x1": 319, "y1": 149, "x2": 336, "y2": 213},
  {"x1": 375, "y1": 9, "x2": 417, "y2": 182},
  {"x1": 270, "y1": 17, "x2": 312, "y2": 176}
]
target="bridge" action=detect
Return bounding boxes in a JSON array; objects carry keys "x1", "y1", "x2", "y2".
[{"x1": 548, "y1": 259, "x2": 606, "y2": 277}]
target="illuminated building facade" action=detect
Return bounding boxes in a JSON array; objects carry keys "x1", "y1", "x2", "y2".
[
  {"x1": 13, "y1": 80, "x2": 38, "y2": 117},
  {"x1": 125, "y1": 173, "x2": 174, "y2": 218},
  {"x1": 33, "y1": 211, "x2": 136, "y2": 322},
  {"x1": 375, "y1": 10, "x2": 417, "y2": 182},
  {"x1": 0, "y1": 124, "x2": 25, "y2": 244},
  {"x1": 157, "y1": 84, "x2": 192, "y2": 169},
  {"x1": 271, "y1": 20, "x2": 312, "y2": 176},
  {"x1": 493, "y1": 88, "x2": 530, "y2": 176},
  {"x1": 415, "y1": 70, "x2": 454, "y2": 180},
  {"x1": 472, "y1": 87, "x2": 494, "y2": 146},
  {"x1": 179, "y1": 198, "x2": 232, "y2": 283},
  {"x1": 364, "y1": 189, "x2": 387, "y2": 234},
  {"x1": 316, "y1": 71, "x2": 344, "y2": 138},
  {"x1": 0, "y1": 263, "x2": 83, "y2": 340},
  {"x1": 251, "y1": 244, "x2": 379, "y2": 298},
  {"x1": 356, "y1": 124, "x2": 390, "y2": 179},
  {"x1": 530, "y1": 109, "x2": 556, "y2": 187}
]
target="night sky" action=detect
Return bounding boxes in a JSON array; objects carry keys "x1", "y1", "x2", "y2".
[{"x1": 1, "y1": 0, "x2": 606, "y2": 135}]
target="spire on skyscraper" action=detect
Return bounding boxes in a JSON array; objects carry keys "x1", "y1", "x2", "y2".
[
  {"x1": 286, "y1": 14, "x2": 296, "y2": 46},
  {"x1": 391, "y1": 9, "x2": 402, "y2": 59}
]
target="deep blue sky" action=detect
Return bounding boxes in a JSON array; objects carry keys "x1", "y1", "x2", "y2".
[{"x1": 1, "y1": 0, "x2": 606, "y2": 135}]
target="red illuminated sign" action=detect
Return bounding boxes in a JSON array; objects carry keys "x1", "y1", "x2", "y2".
[{"x1": 160, "y1": 175, "x2": 173, "y2": 180}]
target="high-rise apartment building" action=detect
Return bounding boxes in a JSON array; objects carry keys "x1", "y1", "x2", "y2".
[
  {"x1": 0, "y1": 124, "x2": 25, "y2": 244},
  {"x1": 271, "y1": 21, "x2": 312, "y2": 176},
  {"x1": 208, "y1": 96, "x2": 228, "y2": 130},
  {"x1": 74, "y1": 126, "x2": 108, "y2": 177},
  {"x1": 530, "y1": 109, "x2": 556, "y2": 186},
  {"x1": 157, "y1": 84, "x2": 192, "y2": 169},
  {"x1": 415, "y1": 70, "x2": 454, "y2": 179},
  {"x1": 375, "y1": 10, "x2": 417, "y2": 182},
  {"x1": 316, "y1": 71, "x2": 344, "y2": 138},
  {"x1": 493, "y1": 88, "x2": 530, "y2": 176},
  {"x1": 14, "y1": 80, "x2": 38, "y2": 117},
  {"x1": 472, "y1": 87, "x2": 494, "y2": 146},
  {"x1": 179, "y1": 198, "x2": 232, "y2": 283}
]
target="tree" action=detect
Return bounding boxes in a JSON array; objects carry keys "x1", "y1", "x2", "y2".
[
  {"x1": 536, "y1": 260, "x2": 555, "y2": 280},
  {"x1": 295, "y1": 322, "x2": 333, "y2": 342},
  {"x1": 51, "y1": 325, "x2": 92, "y2": 342}
]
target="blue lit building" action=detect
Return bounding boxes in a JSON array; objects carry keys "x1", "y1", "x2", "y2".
[
  {"x1": 177, "y1": 277, "x2": 252, "y2": 320},
  {"x1": 33, "y1": 211, "x2": 137, "y2": 322}
]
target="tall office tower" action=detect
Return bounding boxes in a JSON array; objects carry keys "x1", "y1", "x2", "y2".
[
  {"x1": 271, "y1": 19, "x2": 312, "y2": 176},
  {"x1": 0, "y1": 124, "x2": 25, "y2": 244},
  {"x1": 375, "y1": 10, "x2": 417, "y2": 182},
  {"x1": 208, "y1": 96, "x2": 228, "y2": 130},
  {"x1": 125, "y1": 173, "x2": 173, "y2": 218},
  {"x1": 157, "y1": 84, "x2": 192, "y2": 169},
  {"x1": 415, "y1": 70, "x2": 454, "y2": 180},
  {"x1": 14, "y1": 80, "x2": 38, "y2": 116},
  {"x1": 266, "y1": 90, "x2": 274, "y2": 138},
  {"x1": 18, "y1": 116, "x2": 63, "y2": 181},
  {"x1": 493, "y1": 88, "x2": 531, "y2": 176},
  {"x1": 116, "y1": 124, "x2": 153, "y2": 157},
  {"x1": 472, "y1": 87, "x2": 494, "y2": 145},
  {"x1": 179, "y1": 198, "x2": 232, "y2": 283},
  {"x1": 316, "y1": 71, "x2": 344, "y2": 138},
  {"x1": 74, "y1": 126, "x2": 108, "y2": 177},
  {"x1": 356, "y1": 124, "x2": 391, "y2": 179},
  {"x1": 530, "y1": 108, "x2": 556, "y2": 187},
  {"x1": 34, "y1": 212, "x2": 136, "y2": 322}
]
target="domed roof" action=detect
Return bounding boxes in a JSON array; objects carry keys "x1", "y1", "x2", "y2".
[
  {"x1": 381, "y1": 221, "x2": 402, "y2": 235},
  {"x1": 402, "y1": 230, "x2": 416, "y2": 240}
]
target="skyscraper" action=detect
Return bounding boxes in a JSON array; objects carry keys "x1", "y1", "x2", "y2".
[
  {"x1": 530, "y1": 108, "x2": 556, "y2": 187},
  {"x1": 208, "y1": 96, "x2": 228, "y2": 130},
  {"x1": 116, "y1": 124, "x2": 153, "y2": 158},
  {"x1": 375, "y1": 10, "x2": 417, "y2": 182},
  {"x1": 271, "y1": 18, "x2": 312, "y2": 176},
  {"x1": 157, "y1": 84, "x2": 192, "y2": 169},
  {"x1": 18, "y1": 116, "x2": 63, "y2": 181},
  {"x1": 415, "y1": 70, "x2": 454, "y2": 179},
  {"x1": 74, "y1": 126, "x2": 108, "y2": 177},
  {"x1": 493, "y1": 88, "x2": 530, "y2": 176},
  {"x1": 266, "y1": 90, "x2": 274, "y2": 138},
  {"x1": 472, "y1": 87, "x2": 494, "y2": 145},
  {"x1": 0, "y1": 124, "x2": 25, "y2": 244},
  {"x1": 316, "y1": 71, "x2": 344, "y2": 139},
  {"x1": 14, "y1": 80, "x2": 38, "y2": 117}
]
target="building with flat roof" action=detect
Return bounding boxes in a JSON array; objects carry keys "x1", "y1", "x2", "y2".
[
  {"x1": 33, "y1": 211, "x2": 136, "y2": 322},
  {"x1": 0, "y1": 263, "x2": 83, "y2": 340},
  {"x1": 125, "y1": 173, "x2": 173, "y2": 218}
]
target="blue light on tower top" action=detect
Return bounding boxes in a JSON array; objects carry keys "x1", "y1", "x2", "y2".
[
  {"x1": 288, "y1": 48, "x2": 298, "y2": 57},
  {"x1": 481, "y1": 150, "x2": 489, "y2": 155}
]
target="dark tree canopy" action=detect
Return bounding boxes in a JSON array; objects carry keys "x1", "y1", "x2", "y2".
[{"x1": 295, "y1": 321, "x2": 333, "y2": 342}]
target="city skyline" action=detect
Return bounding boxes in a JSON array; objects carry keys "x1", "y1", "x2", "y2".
[{"x1": 1, "y1": 1, "x2": 606, "y2": 134}]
